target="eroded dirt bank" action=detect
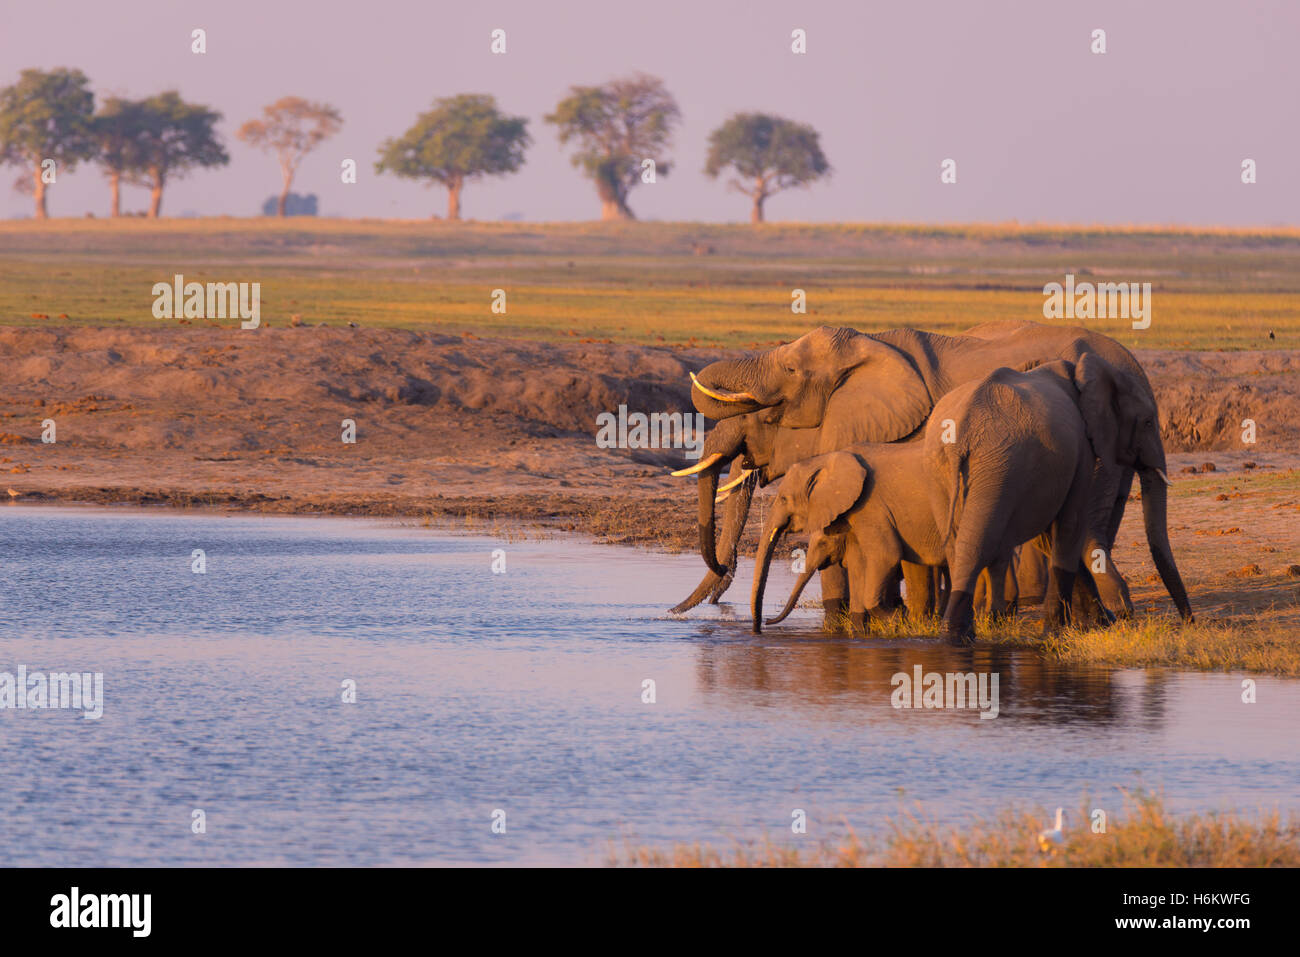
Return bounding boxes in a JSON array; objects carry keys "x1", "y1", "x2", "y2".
[{"x1": 1, "y1": 325, "x2": 1298, "y2": 621}]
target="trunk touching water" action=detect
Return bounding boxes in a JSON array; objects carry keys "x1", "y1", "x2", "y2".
[
  {"x1": 1139, "y1": 469, "x2": 1194, "y2": 621},
  {"x1": 767, "y1": 566, "x2": 817, "y2": 625},
  {"x1": 751, "y1": 509, "x2": 790, "y2": 634},
  {"x1": 697, "y1": 468, "x2": 726, "y2": 576},
  {"x1": 670, "y1": 471, "x2": 755, "y2": 614}
]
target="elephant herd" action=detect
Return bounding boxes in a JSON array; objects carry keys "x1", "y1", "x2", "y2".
[{"x1": 667, "y1": 320, "x2": 1194, "y2": 644}]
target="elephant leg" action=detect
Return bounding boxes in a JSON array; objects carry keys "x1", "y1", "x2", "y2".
[
  {"x1": 985, "y1": 557, "x2": 1012, "y2": 622},
  {"x1": 1043, "y1": 563, "x2": 1078, "y2": 633},
  {"x1": 1044, "y1": 448, "x2": 1095, "y2": 634},
  {"x1": 820, "y1": 564, "x2": 849, "y2": 632},
  {"x1": 934, "y1": 566, "x2": 950, "y2": 617},
  {"x1": 1085, "y1": 464, "x2": 1136, "y2": 619},
  {"x1": 874, "y1": 564, "x2": 903, "y2": 612},
  {"x1": 901, "y1": 561, "x2": 933, "y2": 622},
  {"x1": 1003, "y1": 557, "x2": 1020, "y2": 617},
  {"x1": 973, "y1": 569, "x2": 989, "y2": 615},
  {"x1": 1074, "y1": 560, "x2": 1116, "y2": 627}
]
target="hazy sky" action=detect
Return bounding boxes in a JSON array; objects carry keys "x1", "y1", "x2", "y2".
[{"x1": 1, "y1": 0, "x2": 1295, "y2": 224}]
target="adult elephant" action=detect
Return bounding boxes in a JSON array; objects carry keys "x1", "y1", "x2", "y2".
[
  {"x1": 677, "y1": 322, "x2": 1193, "y2": 623},
  {"x1": 669, "y1": 407, "x2": 894, "y2": 626}
]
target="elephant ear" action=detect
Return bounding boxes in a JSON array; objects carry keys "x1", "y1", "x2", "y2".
[
  {"x1": 1074, "y1": 353, "x2": 1120, "y2": 462},
  {"x1": 806, "y1": 452, "x2": 869, "y2": 533},
  {"x1": 816, "y1": 340, "x2": 935, "y2": 446}
]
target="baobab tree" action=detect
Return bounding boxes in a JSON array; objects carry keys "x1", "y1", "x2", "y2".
[
  {"x1": 375, "y1": 94, "x2": 528, "y2": 220},
  {"x1": 237, "y1": 97, "x2": 342, "y2": 217},
  {"x1": 546, "y1": 74, "x2": 680, "y2": 220},
  {"x1": 704, "y1": 113, "x2": 830, "y2": 223},
  {"x1": 0, "y1": 68, "x2": 96, "y2": 219}
]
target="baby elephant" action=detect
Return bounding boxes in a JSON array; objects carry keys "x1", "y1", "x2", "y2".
[{"x1": 751, "y1": 437, "x2": 946, "y2": 635}]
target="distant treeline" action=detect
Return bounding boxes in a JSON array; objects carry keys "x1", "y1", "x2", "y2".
[{"x1": 0, "y1": 69, "x2": 829, "y2": 222}]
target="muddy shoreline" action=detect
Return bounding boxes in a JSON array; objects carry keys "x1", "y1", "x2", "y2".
[{"x1": 2, "y1": 326, "x2": 1299, "y2": 625}]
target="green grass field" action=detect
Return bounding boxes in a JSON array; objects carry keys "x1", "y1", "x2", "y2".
[{"x1": 2, "y1": 219, "x2": 1299, "y2": 349}]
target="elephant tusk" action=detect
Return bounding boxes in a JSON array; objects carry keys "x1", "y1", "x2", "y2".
[
  {"x1": 690, "y1": 372, "x2": 757, "y2": 404},
  {"x1": 716, "y1": 469, "x2": 754, "y2": 494},
  {"x1": 670, "y1": 452, "x2": 724, "y2": 477},
  {"x1": 1156, "y1": 468, "x2": 1172, "y2": 487}
]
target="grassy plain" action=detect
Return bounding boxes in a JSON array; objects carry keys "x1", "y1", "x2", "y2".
[{"x1": 2, "y1": 218, "x2": 1299, "y2": 350}]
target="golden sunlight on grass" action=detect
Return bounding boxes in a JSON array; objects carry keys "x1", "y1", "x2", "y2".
[{"x1": 613, "y1": 792, "x2": 1300, "y2": 867}]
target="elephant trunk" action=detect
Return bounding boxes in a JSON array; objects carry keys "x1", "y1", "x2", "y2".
[
  {"x1": 670, "y1": 570, "x2": 725, "y2": 615},
  {"x1": 1139, "y1": 468, "x2": 1194, "y2": 621},
  {"x1": 690, "y1": 355, "x2": 767, "y2": 419},
  {"x1": 751, "y1": 507, "x2": 789, "y2": 634},
  {"x1": 697, "y1": 466, "x2": 727, "y2": 577},
  {"x1": 670, "y1": 469, "x2": 755, "y2": 613},
  {"x1": 766, "y1": 567, "x2": 816, "y2": 625}
]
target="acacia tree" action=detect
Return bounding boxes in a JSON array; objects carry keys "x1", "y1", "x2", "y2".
[
  {"x1": 131, "y1": 91, "x2": 228, "y2": 218},
  {"x1": 704, "y1": 113, "x2": 830, "y2": 223},
  {"x1": 237, "y1": 97, "x2": 342, "y2": 217},
  {"x1": 93, "y1": 96, "x2": 148, "y2": 217},
  {"x1": 375, "y1": 94, "x2": 528, "y2": 220},
  {"x1": 545, "y1": 74, "x2": 680, "y2": 220},
  {"x1": 0, "y1": 68, "x2": 96, "y2": 219}
]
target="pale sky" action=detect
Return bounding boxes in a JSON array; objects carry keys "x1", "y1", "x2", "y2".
[{"x1": 1, "y1": 0, "x2": 1294, "y2": 224}]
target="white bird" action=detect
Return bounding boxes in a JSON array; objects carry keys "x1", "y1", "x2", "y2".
[{"x1": 1038, "y1": 807, "x2": 1066, "y2": 852}]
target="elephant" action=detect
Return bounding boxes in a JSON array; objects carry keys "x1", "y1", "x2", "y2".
[
  {"x1": 751, "y1": 439, "x2": 948, "y2": 635},
  {"x1": 686, "y1": 322, "x2": 1193, "y2": 625},
  {"x1": 923, "y1": 360, "x2": 1105, "y2": 642}
]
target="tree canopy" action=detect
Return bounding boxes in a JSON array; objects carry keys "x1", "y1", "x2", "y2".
[
  {"x1": 0, "y1": 67, "x2": 96, "y2": 218},
  {"x1": 130, "y1": 91, "x2": 228, "y2": 217},
  {"x1": 704, "y1": 113, "x2": 830, "y2": 223},
  {"x1": 375, "y1": 93, "x2": 528, "y2": 220},
  {"x1": 545, "y1": 74, "x2": 680, "y2": 220},
  {"x1": 93, "y1": 96, "x2": 150, "y2": 216}
]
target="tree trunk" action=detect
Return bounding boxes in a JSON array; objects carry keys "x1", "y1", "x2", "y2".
[
  {"x1": 751, "y1": 195, "x2": 765, "y2": 224},
  {"x1": 148, "y1": 168, "x2": 164, "y2": 219},
  {"x1": 109, "y1": 171, "x2": 121, "y2": 218},
  {"x1": 600, "y1": 198, "x2": 630, "y2": 220},
  {"x1": 279, "y1": 166, "x2": 293, "y2": 217},
  {"x1": 447, "y1": 178, "x2": 462, "y2": 220},
  {"x1": 596, "y1": 168, "x2": 633, "y2": 220},
  {"x1": 33, "y1": 166, "x2": 47, "y2": 220}
]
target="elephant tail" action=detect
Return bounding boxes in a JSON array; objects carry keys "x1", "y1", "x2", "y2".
[{"x1": 942, "y1": 447, "x2": 968, "y2": 548}]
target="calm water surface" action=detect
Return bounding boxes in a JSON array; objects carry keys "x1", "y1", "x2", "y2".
[{"x1": 0, "y1": 506, "x2": 1296, "y2": 865}]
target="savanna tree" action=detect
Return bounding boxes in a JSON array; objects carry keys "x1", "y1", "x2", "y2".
[
  {"x1": 93, "y1": 96, "x2": 149, "y2": 217},
  {"x1": 375, "y1": 94, "x2": 528, "y2": 220},
  {"x1": 237, "y1": 97, "x2": 342, "y2": 217},
  {"x1": 0, "y1": 68, "x2": 96, "y2": 219},
  {"x1": 545, "y1": 74, "x2": 680, "y2": 220},
  {"x1": 704, "y1": 113, "x2": 830, "y2": 223},
  {"x1": 131, "y1": 91, "x2": 228, "y2": 218}
]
